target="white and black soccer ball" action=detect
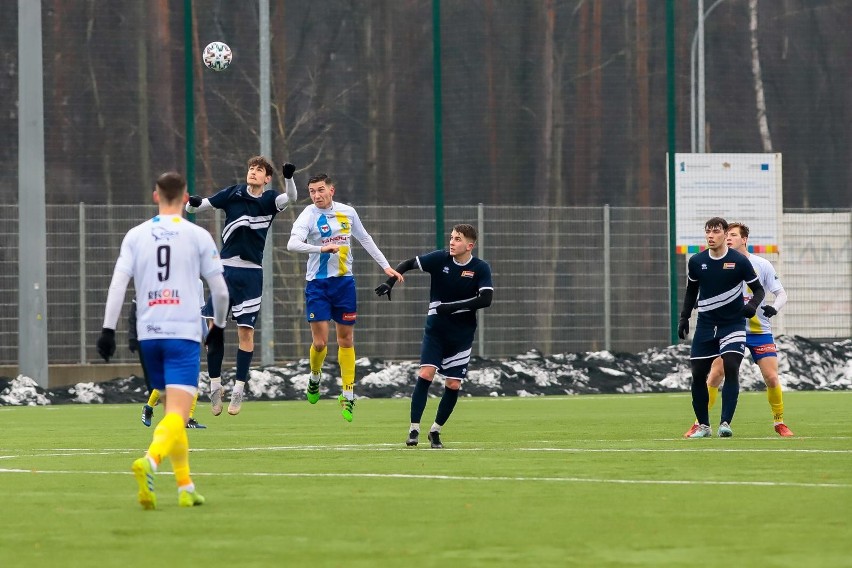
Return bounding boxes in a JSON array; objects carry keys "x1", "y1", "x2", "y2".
[{"x1": 202, "y1": 41, "x2": 232, "y2": 72}]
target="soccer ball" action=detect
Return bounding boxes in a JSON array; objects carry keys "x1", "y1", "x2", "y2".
[{"x1": 202, "y1": 41, "x2": 232, "y2": 72}]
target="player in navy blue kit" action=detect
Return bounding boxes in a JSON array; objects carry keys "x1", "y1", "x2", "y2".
[
  {"x1": 375, "y1": 224, "x2": 493, "y2": 448},
  {"x1": 186, "y1": 157, "x2": 298, "y2": 416},
  {"x1": 678, "y1": 217, "x2": 765, "y2": 438}
]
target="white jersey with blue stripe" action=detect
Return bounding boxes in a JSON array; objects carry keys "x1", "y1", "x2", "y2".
[
  {"x1": 743, "y1": 253, "x2": 784, "y2": 335},
  {"x1": 290, "y1": 201, "x2": 390, "y2": 281},
  {"x1": 114, "y1": 215, "x2": 223, "y2": 342}
]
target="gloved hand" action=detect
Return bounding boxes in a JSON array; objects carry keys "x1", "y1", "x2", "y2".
[
  {"x1": 374, "y1": 283, "x2": 393, "y2": 300},
  {"x1": 97, "y1": 328, "x2": 116, "y2": 362},
  {"x1": 761, "y1": 305, "x2": 777, "y2": 318},
  {"x1": 282, "y1": 163, "x2": 296, "y2": 179},
  {"x1": 205, "y1": 324, "x2": 225, "y2": 360},
  {"x1": 128, "y1": 336, "x2": 139, "y2": 353},
  {"x1": 188, "y1": 195, "x2": 203, "y2": 208},
  {"x1": 435, "y1": 303, "x2": 456, "y2": 315},
  {"x1": 742, "y1": 304, "x2": 757, "y2": 319},
  {"x1": 677, "y1": 317, "x2": 690, "y2": 340}
]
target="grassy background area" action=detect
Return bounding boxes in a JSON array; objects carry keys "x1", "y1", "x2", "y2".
[{"x1": 2, "y1": 391, "x2": 851, "y2": 567}]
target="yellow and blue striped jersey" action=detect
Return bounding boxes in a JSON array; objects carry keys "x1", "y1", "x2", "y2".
[{"x1": 290, "y1": 201, "x2": 390, "y2": 281}]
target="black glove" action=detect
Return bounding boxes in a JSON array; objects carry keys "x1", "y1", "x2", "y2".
[
  {"x1": 188, "y1": 195, "x2": 203, "y2": 208},
  {"x1": 761, "y1": 305, "x2": 777, "y2": 318},
  {"x1": 97, "y1": 328, "x2": 116, "y2": 362},
  {"x1": 435, "y1": 303, "x2": 455, "y2": 315},
  {"x1": 375, "y1": 282, "x2": 393, "y2": 301},
  {"x1": 128, "y1": 336, "x2": 139, "y2": 353},
  {"x1": 205, "y1": 324, "x2": 225, "y2": 360},
  {"x1": 282, "y1": 163, "x2": 296, "y2": 179},
  {"x1": 677, "y1": 317, "x2": 690, "y2": 340},
  {"x1": 742, "y1": 304, "x2": 757, "y2": 319}
]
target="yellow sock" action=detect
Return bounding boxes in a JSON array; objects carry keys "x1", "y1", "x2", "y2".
[
  {"x1": 767, "y1": 385, "x2": 784, "y2": 423},
  {"x1": 339, "y1": 346, "x2": 355, "y2": 395},
  {"x1": 707, "y1": 385, "x2": 719, "y2": 411},
  {"x1": 146, "y1": 412, "x2": 184, "y2": 466},
  {"x1": 189, "y1": 392, "x2": 198, "y2": 419},
  {"x1": 309, "y1": 345, "x2": 327, "y2": 374},
  {"x1": 169, "y1": 424, "x2": 192, "y2": 488},
  {"x1": 146, "y1": 389, "x2": 160, "y2": 407}
]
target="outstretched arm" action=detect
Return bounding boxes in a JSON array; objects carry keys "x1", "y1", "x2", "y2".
[
  {"x1": 374, "y1": 257, "x2": 418, "y2": 300},
  {"x1": 275, "y1": 163, "x2": 298, "y2": 210},
  {"x1": 186, "y1": 196, "x2": 214, "y2": 213}
]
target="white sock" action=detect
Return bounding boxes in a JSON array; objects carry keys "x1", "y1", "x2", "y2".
[
  {"x1": 146, "y1": 455, "x2": 158, "y2": 471},
  {"x1": 178, "y1": 483, "x2": 195, "y2": 494},
  {"x1": 430, "y1": 423, "x2": 441, "y2": 433},
  {"x1": 233, "y1": 380, "x2": 245, "y2": 394},
  {"x1": 210, "y1": 377, "x2": 221, "y2": 391},
  {"x1": 310, "y1": 371, "x2": 321, "y2": 383},
  {"x1": 409, "y1": 423, "x2": 420, "y2": 432},
  {"x1": 343, "y1": 391, "x2": 354, "y2": 401}
]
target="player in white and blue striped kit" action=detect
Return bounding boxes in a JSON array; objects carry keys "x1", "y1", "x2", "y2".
[
  {"x1": 287, "y1": 173, "x2": 403, "y2": 422},
  {"x1": 186, "y1": 156, "x2": 298, "y2": 416}
]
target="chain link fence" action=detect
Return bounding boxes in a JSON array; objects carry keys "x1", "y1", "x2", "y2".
[{"x1": 1, "y1": 205, "x2": 849, "y2": 366}]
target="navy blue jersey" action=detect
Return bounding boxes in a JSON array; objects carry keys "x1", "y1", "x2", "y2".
[
  {"x1": 687, "y1": 248, "x2": 759, "y2": 326},
  {"x1": 208, "y1": 184, "x2": 282, "y2": 266},
  {"x1": 417, "y1": 250, "x2": 493, "y2": 331}
]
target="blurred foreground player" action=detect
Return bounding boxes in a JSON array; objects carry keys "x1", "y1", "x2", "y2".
[{"x1": 98, "y1": 171, "x2": 228, "y2": 509}]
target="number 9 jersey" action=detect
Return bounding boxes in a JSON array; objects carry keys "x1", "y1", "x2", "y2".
[{"x1": 113, "y1": 214, "x2": 224, "y2": 342}]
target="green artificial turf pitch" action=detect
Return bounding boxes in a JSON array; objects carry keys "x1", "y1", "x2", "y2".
[{"x1": 1, "y1": 391, "x2": 850, "y2": 568}]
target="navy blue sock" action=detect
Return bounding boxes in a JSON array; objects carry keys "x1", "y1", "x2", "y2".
[
  {"x1": 720, "y1": 354, "x2": 742, "y2": 424},
  {"x1": 207, "y1": 344, "x2": 223, "y2": 378},
  {"x1": 690, "y1": 359, "x2": 712, "y2": 426},
  {"x1": 435, "y1": 386, "x2": 460, "y2": 427},
  {"x1": 410, "y1": 377, "x2": 432, "y2": 423},
  {"x1": 236, "y1": 349, "x2": 253, "y2": 382}
]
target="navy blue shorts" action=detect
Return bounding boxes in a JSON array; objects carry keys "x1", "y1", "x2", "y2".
[
  {"x1": 420, "y1": 326, "x2": 475, "y2": 380},
  {"x1": 139, "y1": 339, "x2": 201, "y2": 391},
  {"x1": 202, "y1": 265, "x2": 262, "y2": 328},
  {"x1": 690, "y1": 321, "x2": 746, "y2": 360},
  {"x1": 305, "y1": 276, "x2": 357, "y2": 325},
  {"x1": 746, "y1": 332, "x2": 777, "y2": 361}
]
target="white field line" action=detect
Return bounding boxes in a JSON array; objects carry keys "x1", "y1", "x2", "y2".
[
  {"x1": 2, "y1": 443, "x2": 852, "y2": 460},
  {"x1": 0, "y1": 467, "x2": 849, "y2": 489}
]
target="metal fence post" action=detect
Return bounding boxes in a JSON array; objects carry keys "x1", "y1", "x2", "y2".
[
  {"x1": 603, "y1": 204, "x2": 611, "y2": 351},
  {"x1": 478, "y1": 202, "x2": 485, "y2": 358},
  {"x1": 79, "y1": 202, "x2": 87, "y2": 364}
]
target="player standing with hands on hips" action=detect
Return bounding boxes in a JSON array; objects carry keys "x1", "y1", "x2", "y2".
[
  {"x1": 186, "y1": 157, "x2": 297, "y2": 417},
  {"x1": 97, "y1": 171, "x2": 229, "y2": 509},
  {"x1": 287, "y1": 173, "x2": 403, "y2": 422},
  {"x1": 375, "y1": 224, "x2": 493, "y2": 448},
  {"x1": 678, "y1": 217, "x2": 764, "y2": 438}
]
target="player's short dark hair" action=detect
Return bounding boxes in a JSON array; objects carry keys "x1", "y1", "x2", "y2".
[
  {"x1": 247, "y1": 156, "x2": 274, "y2": 177},
  {"x1": 156, "y1": 171, "x2": 187, "y2": 201},
  {"x1": 307, "y1": 173, "x2": 333, "y2": 187},
  {"x1": 453, "y1": 224, "x2": 478, "y2": 242},
  {"x1": 727, "y1": 222, "x2": 750, "y2": 239},
  {"x1": 704, "y1": 217, "x2": 728, "y2": 232}
]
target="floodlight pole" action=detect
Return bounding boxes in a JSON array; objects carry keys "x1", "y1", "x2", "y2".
[
  {"x1": 690, "y1": 0, "x2": 727, "y2": 153},
  {"x1": 260, "y1": 0, "x2": 274, "y2": 366},
  {"x1": 18, "y1": 0, "x2": 49, "y2": 387}
]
